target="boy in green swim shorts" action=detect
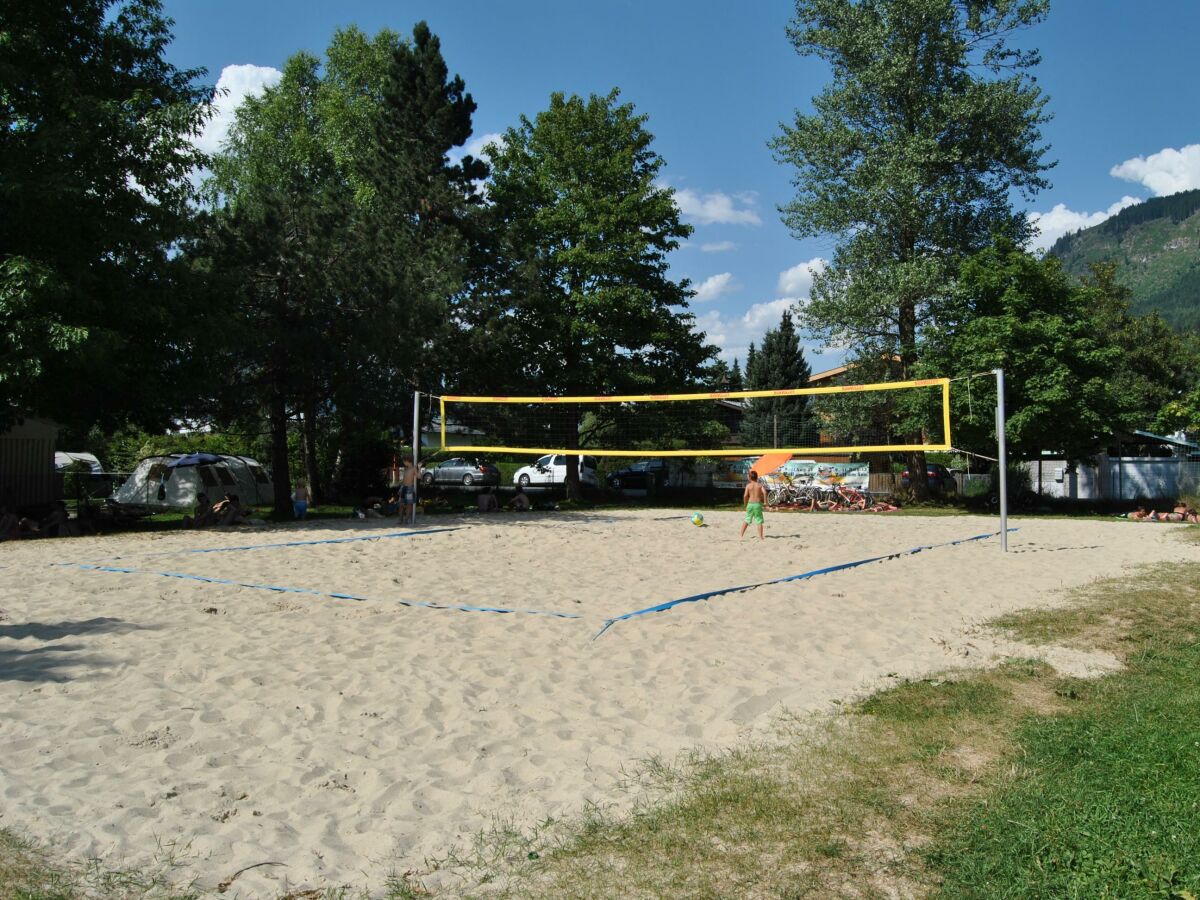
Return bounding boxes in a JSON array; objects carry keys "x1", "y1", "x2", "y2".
[{"x1": 740, "y1": 470, "x2": 767, "y2": 541}]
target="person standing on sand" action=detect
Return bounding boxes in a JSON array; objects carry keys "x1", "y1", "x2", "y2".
[
  {"x1": 740, "y1": 470, "x2": 767, "y2": 541},
  {"x1": 292, "y1": 479, "x2": 311, "y2": 520},
  {"x1": 400, "y1": 457, "x2": 419, "y2": 524}
]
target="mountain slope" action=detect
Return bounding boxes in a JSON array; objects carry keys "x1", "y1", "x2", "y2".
[{"x1": 1048, "y1": 188, "x2": 1200, "y2": 331}]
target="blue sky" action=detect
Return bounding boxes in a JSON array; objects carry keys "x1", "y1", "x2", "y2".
[{"x1": 163, "y1": 0, "x2": 1200, "y2": 372}]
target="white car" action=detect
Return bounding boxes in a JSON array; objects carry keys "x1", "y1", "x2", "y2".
[{"x1": 513, "y1": 454, "x2": 599, "y2": 487}]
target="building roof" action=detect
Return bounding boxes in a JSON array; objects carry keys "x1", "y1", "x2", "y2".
[{"x1": 1131, "y1": 429, "x2": 1199, "y2": 450}]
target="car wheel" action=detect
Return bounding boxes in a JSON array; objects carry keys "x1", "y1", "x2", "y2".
[
  {"x1": 422, "y1": 472, "x2": 434, "y2": 486},
  {"x1": 518, "y1": 474, "x2": 531, "y2": 487},
  {"x1": 462, "y1": 474, "x2": 474, "y2": 486}
]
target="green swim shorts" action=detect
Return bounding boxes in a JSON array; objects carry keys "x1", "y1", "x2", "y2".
[{"x1": 744, "y1": 502, "x2": 764, "y2": 525}]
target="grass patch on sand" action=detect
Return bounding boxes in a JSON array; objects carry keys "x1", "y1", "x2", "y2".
[
  {"x1": 0, "y1": 828, "x2": 200, "y2": 899},
  {"x1": 410, "y1": 555, "x2": 1200, "y2": 898}
]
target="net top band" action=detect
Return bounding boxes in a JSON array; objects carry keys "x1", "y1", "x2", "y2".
[{"x1": 441, "y1": 377, "x2": 949, "y2": 404}]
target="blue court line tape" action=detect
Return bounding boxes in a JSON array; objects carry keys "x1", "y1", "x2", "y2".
[
  {"x1": 592, "y1": 528, "x2": 1018, "y2": 639},
  {"x1": 58, "y1": 563, "x2": 581, "y2": 620},
  {"x1": 110, "y1": 526, "x2": 462, "y2": 561}
]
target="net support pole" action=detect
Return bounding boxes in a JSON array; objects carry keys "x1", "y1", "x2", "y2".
[
  {"x1": 411, "y1": 391, "x2": 420, "y2": 525},
  {"x1": 994, "y1": 368, "x2": 1009, "y2": 553}
]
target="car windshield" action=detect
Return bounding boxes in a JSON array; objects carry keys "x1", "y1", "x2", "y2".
[
  {"x1": 536, "y1": 455, "x2": 552, "y2": 466},
  {"x1": 630, "y1": 461, "x2": 649, "y2": 471}
]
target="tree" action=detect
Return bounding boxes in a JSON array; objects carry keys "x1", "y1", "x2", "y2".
[
  {"x1": 200, "y1": 23, "x2": 483, "y2": 513},
  {"x1": 772, "y1": 0, "x2": 1052, "y2": 495},
  {"x1": 918, "y1": 242, "x2": 1121, "y2": 461},
  {"x1": 1082, "y1": 264, "x2": 1200, "y2": 435},
  {"x1": 472, "y1": 89, "x2": 716, "y2": 497},
  {"x1": 743, "y1": 311, "x2": 813, "y2": 447},
  {"x1": 0, "y1": 0, "x2": 212, "y2": 430}
]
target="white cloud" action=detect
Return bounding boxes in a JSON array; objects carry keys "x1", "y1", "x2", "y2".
[
  {"x1": 693, "y1": 272, "x2": 737, "y2": 302},
  {"x1": 461, "y1": 132, "x2": 505, "y2": 162},
  {"x1": 776, "y1": 257, "x2": 826, "y2": 297},
  {"x1": 694, "y1": 299, "x2": 796, "y2": 364},
  {"x1": 1028, "y1": 196, "x2": 1141, "y2": 251},
  {"x1": 701, "y1": 240, "x2": 736, "y2": 253},
  {"x1": 195, "y1": 64, "x2": 283, "y2": 157},
  {"x1": 674, "y1": 188, "x2": 762, "y2": 226},
  {"x1": 1111, "y1": 143, "x2": 1200, "y2": 197}
]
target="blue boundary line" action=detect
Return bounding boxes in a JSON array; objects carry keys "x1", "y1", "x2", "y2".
[
  {"x1": 106, "y1": 526, "x2": 463, "y2": 561},
  {"x1": 58, "y1": 562, "x2": 581, "y2": 620},
  {"x1": 592, "y1": 528, "x2": 1018, "y2": 639}
]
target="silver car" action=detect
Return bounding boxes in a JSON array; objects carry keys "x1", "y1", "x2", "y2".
[{"x1": 420, "y1": 457, "x2": 501, "y2": 487}]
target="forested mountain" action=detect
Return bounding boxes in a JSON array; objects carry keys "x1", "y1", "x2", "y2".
[{"x1": 1048, "y1": 189, "x2": 1200, "y2": 331}]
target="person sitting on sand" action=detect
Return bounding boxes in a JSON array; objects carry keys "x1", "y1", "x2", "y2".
[
  {"x1": 183, "y1": 492, "x2": 214, "y2": 528},
  {"x1": 506, "y1": 484, "x2": 531, "y2": 512},
  {"x1": 211, "y1": 493, "x2": 247, "y2": 526},
  {"x1": 477, "y1": 487, "x2": 500, "y2": 513},
  {"x1": 0, "y1": 505, "x2": 20, "y2": 541}
]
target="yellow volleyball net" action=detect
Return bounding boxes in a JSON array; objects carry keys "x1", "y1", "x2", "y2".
[{"x1": 437, "y1": 377, "x2": 951, "y2": 457}]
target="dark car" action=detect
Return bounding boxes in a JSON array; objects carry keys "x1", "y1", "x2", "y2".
[
  {"x1": 421, "y1": 457, "x2": 500, "y2": 487},
  {"x1": 901, "y1": 462, "x2": 957, "y2": 494},
  {"x1": 607, "y1": 458, "x2": 670, "y2": 491}
]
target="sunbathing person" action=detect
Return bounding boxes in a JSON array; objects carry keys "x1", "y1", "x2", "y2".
[
  {"x1": 38, "y1": 501, "x2": 71, "y2": 537},
  {"x1": 836, "y1": 486, "x2": 868, "y2": 510}
]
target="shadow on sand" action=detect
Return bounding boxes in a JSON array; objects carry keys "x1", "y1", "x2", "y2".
[{"x1": 0, "y1": 616, "x2": 149, "y2": 683}]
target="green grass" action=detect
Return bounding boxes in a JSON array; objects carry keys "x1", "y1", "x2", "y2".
[
  {"x1": 929, "y1": 560, "x2": 1200, "y2": 898},
  {"x1": 0, "y1": 828, "x2": 201, "y2": 899}
]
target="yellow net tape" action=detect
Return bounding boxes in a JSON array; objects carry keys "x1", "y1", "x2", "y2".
[{"x1": 439, "y1": 378, "x2": 951, "y2": 458}]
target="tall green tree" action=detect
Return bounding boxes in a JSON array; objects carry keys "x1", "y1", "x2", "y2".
[
  {"x1": 743, "y1": 311, "x2": 813, "y2": 447},
  {"x1": 918, "y1": 242, "x2": 1121, "y2": 461},
  {"x1": 472, "y1": 89, "x2": 715, "y2": 496},
  {"x1": 773, "y1": 0, "x2": 1052, "y2": 494},
  {"x1": 200, "y1": 23, "x2": 483, "y2": 512},
  {"x1": 0, "y1": 0, "x2": 211, "y2": 430},
  {"x1": 1083, "y1": 264, "x2": 1200, "y2": 435}
]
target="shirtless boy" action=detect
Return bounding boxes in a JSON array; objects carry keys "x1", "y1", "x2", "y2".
[
  {"x1": 400, "y1": 457, "x2": 419, "y2": 524},
  {"x1": 740, "y1": 470, "x2": 767, "y2": 541}
]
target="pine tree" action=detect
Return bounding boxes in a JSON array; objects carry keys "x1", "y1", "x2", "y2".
[{"x1": 743, "y1": 312, "x2": 812, "y2": 448}]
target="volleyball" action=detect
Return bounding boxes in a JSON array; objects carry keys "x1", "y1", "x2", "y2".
[{"x1": 691, "y1": 512, "x2": 704, "y2": 527}]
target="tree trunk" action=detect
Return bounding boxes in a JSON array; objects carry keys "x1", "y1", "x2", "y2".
[
  {"x1": 269, "y1": 390, "x2": 292, "y2": 517},
  {"x1": 564, "y1": 403, "x2": 582, "y2": 501},
  {"x1": 898, "y1": 295, "x2": 931, "y2": 501},
  {"x1": 301, "y1": 394, "x2": 322, "y2": 503}
]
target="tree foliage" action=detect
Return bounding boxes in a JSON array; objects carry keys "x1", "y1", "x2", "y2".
[
  {"x1": 743, "y1": 311, "x2": 812, "y2": 447},
  {"x1": 197, "y1": 23, "x2": 483, "y2": 510},
  {"x1": 0, "y1": 0, "x2": 212, "y2": 429},
  {"x1": 468, "y1": 89, "x2": 716, "y2": 493},
  {"x1": 919, "y1": 242, "x2": 1122, "y2": 460}
]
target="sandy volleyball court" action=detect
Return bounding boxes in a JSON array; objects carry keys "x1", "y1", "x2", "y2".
[{"x1": 1, "y1": 510, "x2": 1196, "y2": 895}]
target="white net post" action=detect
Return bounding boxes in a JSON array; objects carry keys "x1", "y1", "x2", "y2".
[{"x1": 994, "y1": 369, "x2": 1008, "y2": 553}]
